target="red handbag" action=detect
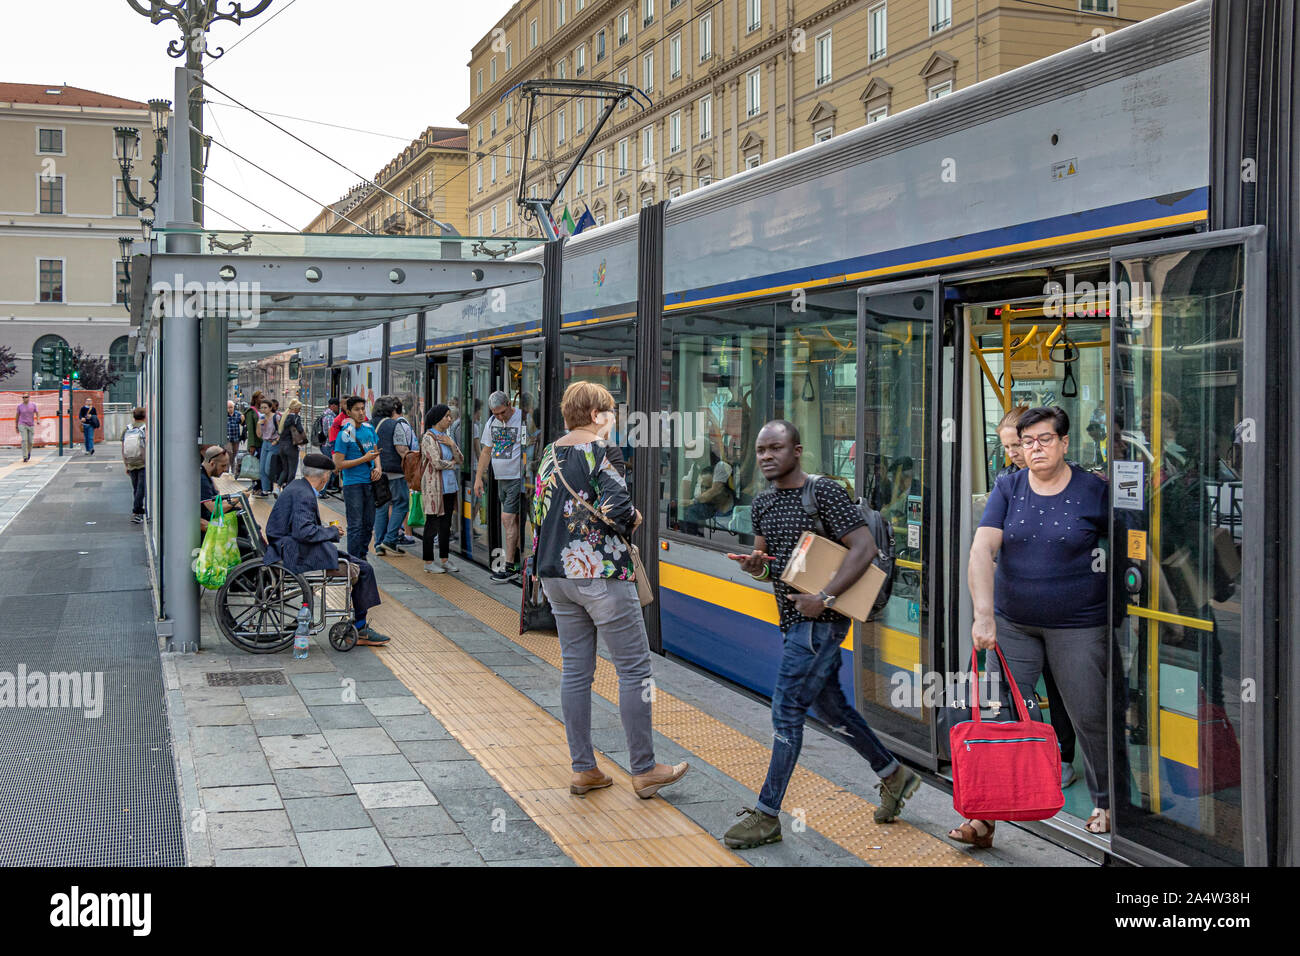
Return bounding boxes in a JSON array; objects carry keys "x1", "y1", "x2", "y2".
[{"x1": 950, "y1": 647, "x2": 1065, "y2": 821}]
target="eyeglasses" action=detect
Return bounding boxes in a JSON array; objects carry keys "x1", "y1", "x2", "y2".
[{"x1": 1020, "y1": 433, "x2": 1059, "y2": 449}]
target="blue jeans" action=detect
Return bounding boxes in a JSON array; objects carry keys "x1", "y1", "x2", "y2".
[
  {"x1": 374, "y1": 476, "x2": 410, "y2": 549},
  {"x1": 342, "y1": 482, "x2": 375, "y2": 561},
  {"x1": 755, "y1": 617, "x2": 900, "y2": 817},
  {"x1": 82, "y1": 423, "x2": 94, "y2": 452},
  {"x1": 260, "y1": 444, "x2": 279, "y2": 493}
]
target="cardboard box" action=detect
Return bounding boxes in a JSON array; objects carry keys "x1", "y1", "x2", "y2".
[{"x1": 780, "y1": 531, "x2": 888, "y2": 621}]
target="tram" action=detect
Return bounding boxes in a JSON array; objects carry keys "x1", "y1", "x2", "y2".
[{"x1": 298, "y1": 0, "x2": 1298, "y2": 866}]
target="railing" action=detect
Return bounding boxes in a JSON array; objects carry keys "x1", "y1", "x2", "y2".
[{"x1": 382, "y1": 211, "x2": 406, "y2": 234}]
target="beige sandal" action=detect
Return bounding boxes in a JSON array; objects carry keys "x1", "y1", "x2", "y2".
[
  {"x1": 947, "y1": 819, "x2": 995, "y2": 848},
  {"x1": 1086, "y1": 807, "x2": 1110, "y2": 833}
]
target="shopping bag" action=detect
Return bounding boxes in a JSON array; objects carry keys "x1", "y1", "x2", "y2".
[
  {"x1": 520, "y1": 552, "x2": 556, "y2": 634},
  {"x1": 372, "y1": 476, "x2": 392, "y2": 508},
  {"x1": 194, "y1": 497, "x2": 241, "y2": 590},
  {"x1": 239, "y1": 453, "x2": 259, "y2": 480},
  {"x1": 949, "y1": 646, "x2": 1064, "y2": 822},
  {"x1": 407, "y1": 491, "x2": 426, "y2": 528}
]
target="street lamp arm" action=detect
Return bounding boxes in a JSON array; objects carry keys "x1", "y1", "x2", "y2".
[{"x1": 210, "y1": 0, "x2": 273, "y2": 26}]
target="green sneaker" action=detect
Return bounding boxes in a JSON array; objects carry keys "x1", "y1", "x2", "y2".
[
  {"x1": 723, "y1": 808, "x2": 782, "y2": 849},
  {"x1": 874, "y1": 767, "x2": 921, "y2": 823}
]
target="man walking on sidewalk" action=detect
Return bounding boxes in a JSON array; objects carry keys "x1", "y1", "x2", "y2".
[
  {"x1": 14, "y1": 393, "x2": 38, "y2": 462},
  {"x1": 122, "y1": 407, "x2": 147, "y2": 523},
  {"x1": 78, "y1": 396, "x2": 98, "y2": 455},
  {"x1": 722, "y1": 420, "x2": 919, "y2": 849},
  {"x1": 472, "y1": 390, "x2": 526, "y2": 583},
  {"x1": 226, "y1": 400, "x2": 241, "y2": 470}
]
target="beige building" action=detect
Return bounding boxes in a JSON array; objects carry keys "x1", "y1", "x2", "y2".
[
  {"x1": 0, "y1": 83, "x2": 155, "y2": 399},
  {"x1": 303, "y1": 126, "x2": 470, "y2": 236},
  {"x1": 462, "y1": 0, "x2": 1190, "y2": 237}
]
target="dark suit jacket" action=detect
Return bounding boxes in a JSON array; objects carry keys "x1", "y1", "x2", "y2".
[{"x1": 263, "y1": 478, "x2": 341, "y2": 573}]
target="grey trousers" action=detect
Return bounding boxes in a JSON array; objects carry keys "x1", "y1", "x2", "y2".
[
  {"x1": 993, "y1": 614, "x2": 1109, "y2": 810},
  {"x1": 541, "y1": 577, "x2": 657, "y2": 776}
]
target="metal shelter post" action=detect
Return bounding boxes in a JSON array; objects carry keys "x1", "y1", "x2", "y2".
[{"x1": 161, "y1": 66, "x2": 202, "y2": 652}]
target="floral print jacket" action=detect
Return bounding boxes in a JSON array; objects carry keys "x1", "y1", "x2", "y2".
[{"x1": 532, "y1": 440, "x2": 636, "y2": 580}]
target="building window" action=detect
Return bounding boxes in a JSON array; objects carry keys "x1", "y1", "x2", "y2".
[
  {"x1": 699, "y1": 175, "x2": 711, "y2": 187},
  {"x1": 669, "y1": 33, "x2": 681, "y2": 78},
  {"x1": 576, "y1": 100, "x2": 585, "y2": 133},
  {"x1": 39, "y1": 259, "x2": 63, "y2": 302},
  {"x1": 642, "y1": 126, "x2": 654, "y2": 167},
  {"x1": 491, "y1": 154, "x2": 498, "y2": 183},
  {"x1": 1080, "y1": 0, "x2": 1114, "y2": 10},
  {"x1": 596, "y1": 29, "x2": 606, "y2": 60},
  {"x1": 557, "y1": 108, "x2": 566, "y2": 144},
  {"x1": 576, "y1": 0, "x2": 585, "y2": 11},
  {"x1": 491, "y1": 204, "x2": 498, "y2": 233},
  {"x1": 746, "y1": 0, "x2": 760, "y2": 32},
  {"x1": 39, "y1": 175, "x2": 64, "y2": 214},
  {"x1": 505, "y1": 99, "x2": 513, "y2": 126},
  {"x1": 928, "y1": 80, "x2": 953, "y2": 100},
  {"x1": 115, "y1": 178, "x2": 140, "y2": 217},
  {"x1": 477, "y1": 69, "x2": 484, "y2": 94},
  {"x1": 557, "y1": 58, "x2": 567, "y2": 80},
  {"x1": 595, "y1": 214, "x2": 605, "y2": 226},
  {"x1": 491, "y1": 110, "x2": 498, "y2": 136},
  {"x1": 618, "y1": 9, "x2": 629, "y2": 43},
  {"x1": 618, "y1": 138, "x2": 629, "y2": 175},
  {"x1": 596, "y1": 149, "x2": 607, "y2": 184},
  {"x1": 505, "y1": 139, "x2": 513, "y2": 174},
  {"x1": 746, "y1": 68, "x2": 761, "y2": 117},
  {"x1": 477, "y1": 213, "x2": 484, "y2": 234},
  {"x1": 643, "y1": 0, "x2": 654, "y2": 27},
  {"x1": 698, "y1": 95, "x2": 712, "y2": 139},
  {"x1": 617, "y1": 205, "x2": 628, "y2": 219},
  {"x1": 746, "y1": 154, "x2": 761, "y2": 169},
  {"x1": 576, "y1": 44, "x2": 586, "y2": 74},
  {"x1": 530, "y1": 18, "x2": 539, "y2": 48},
  {"x1": 930, "y1": 0, "x2": 951, "y2": 33},
  {"x1": 575, "y1": 163, "x2": 585, "y2": 193},
  {"x1": 530, "y1": 126, "x2": 539, "y2": 158},
  {"x1": 477, "y1": 163, "x2": 483, "y2": 192},
  {"x1": 490, "y1": 57, "x2": 498, "y2": 83},
  {"x1": 619, "y1": 68, "x2": 630, "y2": 106},
  {"x1": 699, "y1": 12, "x2": 712, "y2": 59},
  {"x1": 669, "y1": 110, "x2": 682, "y2": 153},
  {"x1": 477, "y1": 122, "x2": 484, "y2": 145},
  {"x1": 642, "y1": 195, "x2": 653, "y2": 208},
  {"x1": 867, "y1": 105, "x2": 889, "y2": 123},
  {"x1": 506, "y1": 202, "x2": 513, "y2": 227},
  {"x1": 38, "y1": 128, "x2": 63, "y2": 154},
  {"x1": 869, "y1": 2, "x2": 887, "y2": 61},
  {"x1": 815, "y1": 31, "x2": 832, "y2": 86},
  {"x1": 668, "y1": 185, "x2": 681, "y2": 199},
  {"x1": 814, "y1": 127, "x2": 833, "y2": 143},
  {"x1": 506, "y1": 41, "x2": 513, "y2": 69},
  {"x1": 557, "y1": 0, "x2": 566, "y2": 26},
  {"x1": 643, "y1": 50, "x2": 654, "y2": 92}
]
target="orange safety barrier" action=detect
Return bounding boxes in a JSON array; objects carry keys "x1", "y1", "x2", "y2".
[{"x1": 0, "y1": 390, "x2": 104, "y2": 447}]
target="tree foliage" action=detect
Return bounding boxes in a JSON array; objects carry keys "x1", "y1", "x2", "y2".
[
  {"x1": 69, "y1": 345, "x2": 121, "y2": 392},
  {"x1": 0, "y1": 345, "x2": 15, "y2": 385}
]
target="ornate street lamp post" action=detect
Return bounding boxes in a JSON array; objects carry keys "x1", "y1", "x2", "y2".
[{"x1": 124, "y1": 1, "x2": 273, "y2": 223}]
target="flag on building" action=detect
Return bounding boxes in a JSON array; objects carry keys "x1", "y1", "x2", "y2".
[
  {"x1": 560, "y1": 206, "x2": 578, "y2": 236},
  {"x1": 573, "y1": 205, "x2": 597, "y2": 236}
]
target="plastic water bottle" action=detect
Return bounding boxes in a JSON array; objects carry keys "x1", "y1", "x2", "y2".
[{"x1": 292, "y1": 604, "x2": 310, "y2": 659}]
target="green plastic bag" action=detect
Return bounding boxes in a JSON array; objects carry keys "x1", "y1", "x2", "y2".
[
  {"x1": 407, "y1": 490, "x2": 426, "y2": 528},
  {"x1": 194, "y1": 496, "x2": 241, "y2": 589}
]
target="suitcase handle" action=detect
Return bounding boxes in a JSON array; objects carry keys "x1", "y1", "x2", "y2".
[{"x1": 968, "y1": 645, "x2": 1032, "y2": 724}]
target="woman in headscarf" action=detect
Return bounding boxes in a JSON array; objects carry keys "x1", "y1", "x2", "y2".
[{"x1": 421, "y1": 403, "x2": 464, "y2": 573}]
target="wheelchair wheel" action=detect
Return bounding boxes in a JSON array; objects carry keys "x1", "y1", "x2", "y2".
[
  {"x1": 215, "y1": 559, "x2": 312, "y2": 654},
  {"x1": 329, "y1": 622, "x2": 358, "y2": 652}
]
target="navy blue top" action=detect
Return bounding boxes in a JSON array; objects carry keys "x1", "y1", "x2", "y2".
[{"x1": 978, "y1": 464, "x2": 1108, "y2": 628}]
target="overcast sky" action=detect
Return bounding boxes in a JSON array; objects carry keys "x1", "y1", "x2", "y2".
[{"x1": 1, "y1": 0, "x2": 516, "y2": 231}]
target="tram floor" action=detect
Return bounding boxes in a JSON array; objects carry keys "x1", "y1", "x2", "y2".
[{"x1": 218, "y1": 480, "x2": 1083, "y2": 866}]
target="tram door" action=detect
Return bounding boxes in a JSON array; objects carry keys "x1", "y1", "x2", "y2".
[
  {"x1": 429, "y1": 353, "x2": 468, "y2": 559},
  {"x1": 1107, "y1": 228, "x2": 1266, "y2": 866},
  {"x1": 854, "y1": 278, "x2": 942, "y2": 767}
]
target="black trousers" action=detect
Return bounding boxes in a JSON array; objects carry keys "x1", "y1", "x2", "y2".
[
  {"x1": 128, "y1": 467, "x2": 146, "y2": 516},
  {"x1": 1042, "y1": 662, "x2": 1077, "y2": 764},
  {"x1": 421, "y1": 492, "x2": 458, "y2": 561}
]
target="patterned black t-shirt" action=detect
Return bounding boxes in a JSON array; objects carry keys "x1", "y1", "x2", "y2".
[{"x1": 751, "y1": 476, "x2": 867, "y2": 632}]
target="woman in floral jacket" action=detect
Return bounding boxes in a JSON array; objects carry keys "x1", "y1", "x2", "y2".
[
  {"x1": 532, "y1": 381, "x2": 688, "y2": 800},
  {"x1": 421, "y1": 404, "x2": 464, "y2": 573}
]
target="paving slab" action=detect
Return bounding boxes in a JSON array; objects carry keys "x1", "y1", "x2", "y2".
[
  {"x1": 385, "y1": 834, "x2": 484, "y2": 867},
  {"x1": 195, "y1": 751, "x2": 274, "y2": 789},
  {"x1": 207, "y1": 810, "x2": 295, "y2": 851},
  {"x1": 362, "y1": 696, "x2": 429, "y2": 717},
  {"x1": 253, "y1": 718, "x2": 321, "y2": 737},
  {"x1": 261, "y1": 734, "x2": 339, "y2": 770},
  {"x1": 340, "y1": 754, "x2": 421, "y2": 784},
  {"x1": 297, "y1": 828, "x2": 395, "y2": 867},
  {"x1": 188, "y1": 704, "x2": 251, "y2": 726},
  {"x1": 200, "y1": 785, "x2": 284, "y2": 813},
  {"x1": 413, "y1": 758, "x2": 497, "y2": 792},
  {"x1": 213, "y1": 846, "x2": 306, "y2": 867},
  {"x1": 272, "y1": 767, "x2": 356, "y2": 799},
  {"x1": 375, "y1": 714, "x2": 449, "y2": 741},
  {"x1": 307, "y1": 704, "x2": 380, "y2": 729},
  {"x1": 283, "y1": 795, "x2": 373, "y2": 832},
  {"x1": 353, "y1": 780, "x2": 438, "y2": 809},
  {"x1": 245, "y1": 696, "x2": 310, "y2": 721},
  {"x1": 190, "y1": 724, "x2": 261, "y2": 757},
  {"x1": 453, "y1": 813, "x2": 569, "y2": 862},
  {"x1": 322, "y1": 727, "x2": 399, "y2": 757},
  {"x1": 367, "y1": 805, "x2": 462, "y2": 840}
]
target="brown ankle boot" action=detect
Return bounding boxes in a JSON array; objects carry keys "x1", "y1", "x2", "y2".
[{"x1": 570, "y1": 768, "x2": 613, "y2": 795}]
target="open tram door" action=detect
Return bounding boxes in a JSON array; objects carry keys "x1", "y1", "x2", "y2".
[{"x1": 1106, "y1": 227, "x2": 1267, "y2": 866}]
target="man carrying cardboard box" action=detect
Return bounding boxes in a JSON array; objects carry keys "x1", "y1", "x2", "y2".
[{"x1": 721, "y1": 420, "x2": 920, "y2": 850}]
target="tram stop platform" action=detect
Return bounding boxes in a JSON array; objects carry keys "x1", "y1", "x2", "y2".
[{"x1": 157, "y1": 479, "x2": 1084, "y2": 868}]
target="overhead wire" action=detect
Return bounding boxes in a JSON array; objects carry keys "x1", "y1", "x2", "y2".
[
  {"x1": 204, "y1": 0, "x2": 302, "y2": 65},
  {"x1": 200, "y1": 169, "x2": 304, "y2": 232}
]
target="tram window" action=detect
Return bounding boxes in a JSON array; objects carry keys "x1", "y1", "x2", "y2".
[
  {"x1": 663, "y1": 306, "x2": 773, "y2": 544},
  {"x1": 562, "y1": 323, "x2": 637, "y2": 492},
  {"x1": 775, "y1": 292, "x2": 858, "y2": 497}
]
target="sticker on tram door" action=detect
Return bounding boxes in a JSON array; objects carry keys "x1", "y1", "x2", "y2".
[{"x1": 1113, "y1": 460, "x2": 1144, "y2": 510}]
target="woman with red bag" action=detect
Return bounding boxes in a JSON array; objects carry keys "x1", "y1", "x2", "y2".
[{"x1": 951, "y1": 406, "x2": 1110, "y2": 847}]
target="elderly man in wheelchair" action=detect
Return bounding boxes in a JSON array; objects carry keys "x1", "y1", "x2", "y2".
[{"x1": 262, "y1": 453, "x2": 391, "y2": 648}]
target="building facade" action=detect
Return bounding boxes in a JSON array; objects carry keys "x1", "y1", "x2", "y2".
[
  {"x1": 461, "y1": 0, "x2": 1190, "y2": 237},
  {"x1": 303, "y1": 125, "x2": 470, "y2": 236},
  {"x1": 0, "y1": 83, "x2": 155, "y2": 401}
]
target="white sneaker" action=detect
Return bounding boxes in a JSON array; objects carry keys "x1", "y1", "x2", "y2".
[
  {"x1": 424, "y1": 561, "x2": 446, "y2": 574},
  {"x1": 442, "y1": 558, "x2": 459, "y2": 573}
]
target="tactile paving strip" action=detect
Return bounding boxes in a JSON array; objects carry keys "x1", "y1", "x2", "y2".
[{"x1": 377, "y1": 552, "x2": 983, "y2": 867}]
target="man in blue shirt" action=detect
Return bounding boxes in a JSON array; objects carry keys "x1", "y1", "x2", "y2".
[{"x1": 332, "y1": 395, "x2": 381, "y2": 561}]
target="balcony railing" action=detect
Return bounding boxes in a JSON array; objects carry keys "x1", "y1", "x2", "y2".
[{"x1": 382, "y1": 211, "x2": 406, "y2": 234}]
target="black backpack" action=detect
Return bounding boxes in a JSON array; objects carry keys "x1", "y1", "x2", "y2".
[
  {"x1": 799, "y1": 474, "x2": 895, "y2": 620},
  {"x1": 314, "y1": 412, "x2": 330, "y2": 446}
]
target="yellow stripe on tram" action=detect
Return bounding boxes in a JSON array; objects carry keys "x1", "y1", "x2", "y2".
[{"x1": 1159, "y1": 710, "x2": 1199, "y2": 769}]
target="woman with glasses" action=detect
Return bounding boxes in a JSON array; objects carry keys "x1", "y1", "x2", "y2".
[{"x1": 949, "y1": 405, "x2": 1110, "y2": 847}]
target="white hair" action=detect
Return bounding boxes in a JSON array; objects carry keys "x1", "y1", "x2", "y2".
[
  {"x1": 302, "y1": 465, "x2": 331, "y2": 480},
  {"x1": 488, "y1": 390, "x2": 509, "y2": 410}
]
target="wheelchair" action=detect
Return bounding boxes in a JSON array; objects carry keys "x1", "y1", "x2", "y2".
[{"x1": 212, "y1": 492, "x2": 361, "y2": 654}]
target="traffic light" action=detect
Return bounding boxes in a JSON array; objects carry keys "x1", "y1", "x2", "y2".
[
  {"x1": 39, "y1": 347, "x2": 58, "y2": 376},
  {"x1": 70, "y1": 368, "x2": 80, "y2": 383}
]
